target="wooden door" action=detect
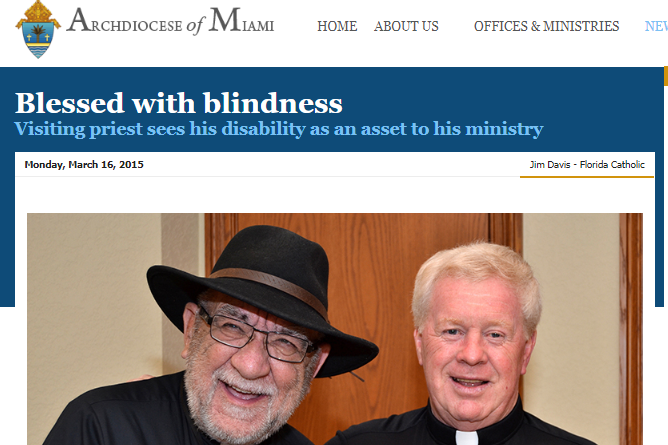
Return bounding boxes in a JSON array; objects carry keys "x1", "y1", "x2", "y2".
[{"x1": 206, "y1": 213, "x2": 521, "y2": 444}]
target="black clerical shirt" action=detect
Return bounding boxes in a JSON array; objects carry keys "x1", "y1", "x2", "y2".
[
  {"x1": 324, "y1": 398, "x2": 595, "y2": 445},
  {"x1": 43, "y1": 372, "x2": 312, "y2": 445}
]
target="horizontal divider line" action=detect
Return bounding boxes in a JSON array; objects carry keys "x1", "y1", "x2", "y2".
[{"x1": 520, "y1": 176, "x2": 654, "y2": 179}]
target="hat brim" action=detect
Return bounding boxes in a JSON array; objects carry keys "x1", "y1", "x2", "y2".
[{"x1": 147, "y1": 265, "x2": 379, "y2": 378}]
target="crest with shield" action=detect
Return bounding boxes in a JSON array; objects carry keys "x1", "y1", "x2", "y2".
[{"x1": 16, "y1": 0, "x2": 60, "y2": 59}]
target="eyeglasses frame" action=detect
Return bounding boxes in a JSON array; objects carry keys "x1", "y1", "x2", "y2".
[{"x1": 197, "y1": 304, "x2": 317, "y2": 364}]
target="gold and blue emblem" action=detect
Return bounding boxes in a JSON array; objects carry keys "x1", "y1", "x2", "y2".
[{"x1": 16, "y1": 0, "x2": 60, "y2": 59}]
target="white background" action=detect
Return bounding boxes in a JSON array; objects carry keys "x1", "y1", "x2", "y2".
[{"x1": 3, "y1": 1, "x2": 668, "y2": 67}]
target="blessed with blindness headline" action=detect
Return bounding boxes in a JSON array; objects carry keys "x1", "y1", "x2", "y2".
[{"x1": 14, "y1": 92, "x2": 544, "y2": 140}]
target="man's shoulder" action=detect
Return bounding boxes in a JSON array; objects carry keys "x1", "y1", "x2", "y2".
[
  {"x1": 71, "y1": 371, "x2": 183, "y2": 407},
  {"x1": 337, "y1": 406, "x2": 427, "y2": 436},
  {"x1": 325, "y1": 407, "x2": 428, "y2": 445},
  {"x1": 43, "y1": 372, "x2": 189, "y2": 445},
  {"x1": 521, "y1": 411, "x2": 597, "y2": 445}
]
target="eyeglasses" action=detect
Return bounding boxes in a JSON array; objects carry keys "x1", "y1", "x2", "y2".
[{"x1": 198, "y1": 305, "x2": 317, "y2": 363}]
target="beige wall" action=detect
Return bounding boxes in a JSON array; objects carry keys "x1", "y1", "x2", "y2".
[
  {"x1": 27, "y1": 214, "x2": 203, "y2": 445},
  {"x1": 159, "y1": 213, "x2": 205, "y2": 374},
  {"x1": 523, "y1": 214, "x2": 619, "y2": 445},
  {"x1": 28, "y1": 214, "x2": 618, "y2": 445}
]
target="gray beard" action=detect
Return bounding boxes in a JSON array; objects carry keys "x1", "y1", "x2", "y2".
[{"x1": 184, "y1": 336, "x2": 320, "y2": 445}]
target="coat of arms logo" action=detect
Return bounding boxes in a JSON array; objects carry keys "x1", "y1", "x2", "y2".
[{"x1": 16, "y1": 0, "x2": 60, "y2": 59}]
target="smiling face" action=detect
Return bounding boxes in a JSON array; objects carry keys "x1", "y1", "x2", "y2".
[
  {"x1": 414, "y1": 278, "x2": 536, "y2": 431},
  {"x1": 181, "y1": 292, "x2": 330, "y2": 445}
]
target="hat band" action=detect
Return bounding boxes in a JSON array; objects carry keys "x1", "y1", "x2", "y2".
[{"x1": 209, "y1": 268, "x2": 330, "y2": 323}]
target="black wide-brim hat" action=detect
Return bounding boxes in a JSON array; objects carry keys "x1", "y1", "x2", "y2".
[{"x1": 147, "y1": 225, "x2": 378, "y2": 378}]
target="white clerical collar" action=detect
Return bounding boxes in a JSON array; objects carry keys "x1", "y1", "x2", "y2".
[{"x1": 455, "y1": 430, "x2": 479, "y2": 445}]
